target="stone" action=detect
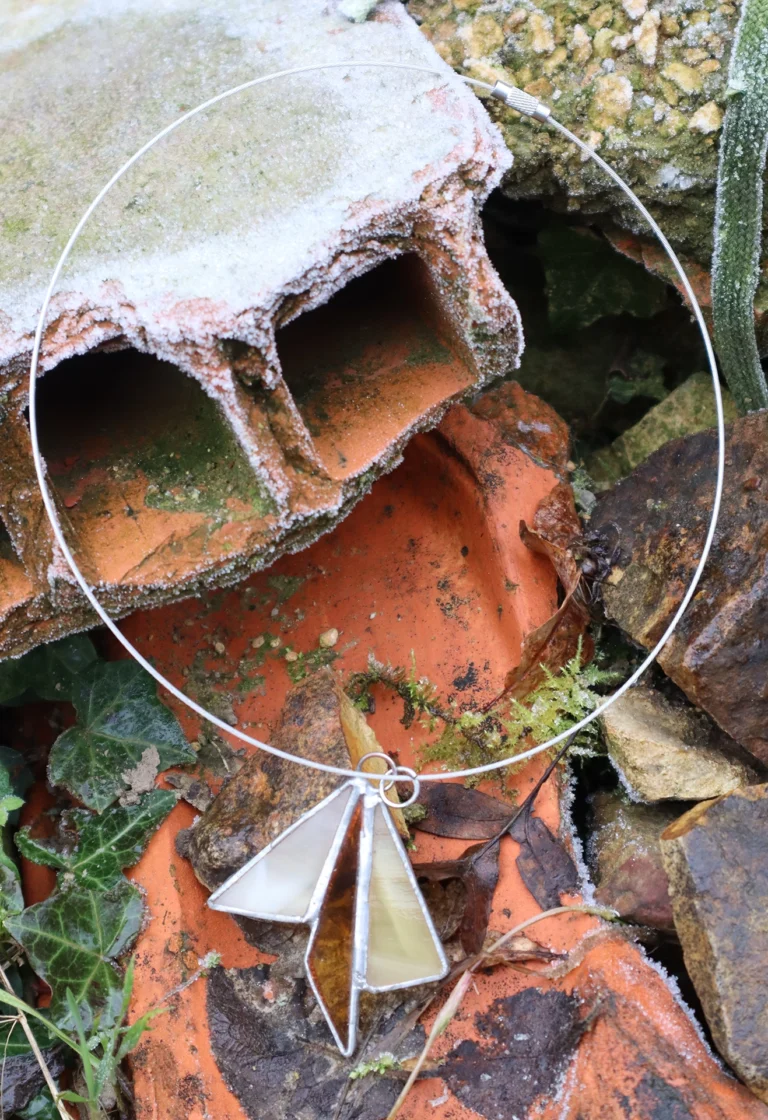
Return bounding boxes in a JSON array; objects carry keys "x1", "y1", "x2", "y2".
[
  {"x1": 0, "y1": 0, "x2": 519, "y2": 660},
  {"x1": 601, "y1": 685, "x2": 758, "y2": 802},
  {"x1": 410, "y1": 0, "x2": 768, "y2": 336},
  {"x1": 690, "y1": 99, "x2": 724, "y2": 132},
  {"x1": 590, "y1": 412, "x2": 768, "y2": 766},
  {"x1": 591, "y1": 74, "x2": 634, "y2": 129},
  {"x1": 632, "y1": 10, "x2": 660, "y2": 66},
  {"x1": 588, "y1": 371, "x2": 740, "y2": 486},
  {"x1": 589, "y1": 790, "x2": 679, "y2": 929},
  {"x1": 661, "y1": 785, "x2": 768, "y2": 1102}
]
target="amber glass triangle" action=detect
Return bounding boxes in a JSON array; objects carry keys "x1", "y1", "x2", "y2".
[{"x1": 306, "y1": 798, "x2": 362, "y2": 1052}]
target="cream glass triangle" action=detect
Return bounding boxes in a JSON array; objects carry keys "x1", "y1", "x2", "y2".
[
  {"x1": 208, "y1": 786, "x2": 352, "y2": 921},
  {"x1": 365, "y1": 803, "x2": 446, "y2": 989}
]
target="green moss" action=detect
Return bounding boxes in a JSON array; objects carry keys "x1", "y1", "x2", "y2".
[
  {"x1": 348, "y1": 642, "x2": 620, "y2": 782},
  {"x1": 266, "y1": 575, "x2": 305, "y2": 606},
  {"x1": 284, "y1": 645, "x2": 340, "y2": 683}
]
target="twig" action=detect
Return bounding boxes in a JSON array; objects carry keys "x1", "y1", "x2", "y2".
[
  {"x1": 384, "y1": 903, "x2": 617, "y2": 1120},
  {"x1": 158, "y1": 951, "x2": 222, "y2": 1006},
  {"x1": 0, "y1": 961, "x2": 70, "y2": 1120},
  {"x1": 467, "y1": 730, "x2": 578, "y2": 870}
]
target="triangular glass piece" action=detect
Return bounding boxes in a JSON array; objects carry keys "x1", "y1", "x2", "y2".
[
  {"x1": 208, "y1": 785, "x2": 353, "y2": 922},
  {"x1": 365, "y1": 803, "x2": 447, "y2": 990},
  {"x1": 306, "y1": 798, "x2": 362, "y2": 1055}
]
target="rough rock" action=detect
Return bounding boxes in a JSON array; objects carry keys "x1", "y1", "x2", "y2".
[
  {"x1": 589, "y1": 371, "x2": 739, "y2": 486},
  {"x1": 0, "y1": 0, "x2": 519, "y2": 659},
  {"x1": 589, "y1": 790, "x2": 679, "y2": 929},
  {"x1": 600, "y1": 685, "x2": 757, "y2": 801},
  {"x1": 661, "y1": 784, "x2": 768, "y2": 1102},
  {"x1": 590, "y1": 411, "x2": 768, "y2": 766},
  {"x1": 409, "y1": 0, "x2": 768, "y2": 299}
]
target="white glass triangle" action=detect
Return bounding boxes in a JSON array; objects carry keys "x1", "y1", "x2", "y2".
[
  {"x1": 365, "y1": 803, "x2": 447, "y2": 990},
  {"x1": 208, "y1": 785, "x2": 352, "y2": 922}
]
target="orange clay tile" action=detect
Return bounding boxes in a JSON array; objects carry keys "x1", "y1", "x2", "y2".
[{"x1": 107, "y1": 387, "x2": 765, "y2": 1119}]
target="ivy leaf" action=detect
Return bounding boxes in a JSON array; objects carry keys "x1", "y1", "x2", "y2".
[
  {"x1": 539, "y1": 226, "x2": 668, "y2": 333},
  {"x1": 0, "y1": 747, "x2": 31, "y2": 926},
  {"x1": 0, "y1": 636, "x2": 97, "y2": 706},
  {"x1": 4, "y1": 880, "x2": 143, "y2": 1030},
  {"x1": 48, "y1": 661, "x2": 195, "y2": 811},
  {"x1": 17, "y1": 1087, "x2": 65, "y2": 1120},
  {"x1": 16, "y1": 790, "x2": 176, "y2": 890}
]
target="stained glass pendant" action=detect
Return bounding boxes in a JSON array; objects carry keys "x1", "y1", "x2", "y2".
[{"x1": 207, "y1": 773, "x2": 448, "y2": 1055}]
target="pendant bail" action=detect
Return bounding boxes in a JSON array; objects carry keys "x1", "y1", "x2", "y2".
[
  {"x1": 379, "y1": 765, "x2": 420, "y2": 809},
  {"x1": 355, "y1": 753, "x2": 420, "y2": 808}
]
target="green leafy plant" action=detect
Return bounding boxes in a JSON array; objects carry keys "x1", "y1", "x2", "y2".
[
  {"x1": 16, "y1": 790, "x2": 176, "y2": 891},
  {"x1": 0, "y1": 748, "x2": 29, "y2": 928},
  {"x1": 5, "y1": 881, "x2": 144, "y2": 1031},
  {"x1": 0, "y1": 635, "x2": 196, "y2": 1115},
  {"x1": 48, "y1": 660, "x2": 195, "y2": 811},
  {"x1": 349, "y1": 1053, "x2": 400, "y2": 1080},
  {"x1": 0, "y1": 636, "x2": 98, "y2": 707},
  {"x1": 0, "y1": 956, "x2": 164, "y2": 1119}
]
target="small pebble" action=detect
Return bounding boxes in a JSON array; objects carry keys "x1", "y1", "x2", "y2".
[
  {"x1": 270, "y1": 637, "x2": 281, "y2": 649},
  {"x1": 213, "y1": 641, "x2": 226, "y2": 655},
  {"x1": 252, "y1": 635, "x2": 265, "y2": 648},
  {"x1": 285, "y1": 650, "x2": 299, "y2": 662},
  {"x1": 319, "y1": 628, "x2": 339, "y2": 648}
]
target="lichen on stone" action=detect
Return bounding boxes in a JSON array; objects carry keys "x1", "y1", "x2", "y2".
[{"x1": 410, "y1": 0, "x2": 767, "y2": 315}]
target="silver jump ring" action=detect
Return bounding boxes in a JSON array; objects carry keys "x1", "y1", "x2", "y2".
[
  {"x1": 380, "y1": 766, "x2": 420, "y2": 809},
  {"x1": 357, "y1": 751, "x2": 398, "y2": 792}
]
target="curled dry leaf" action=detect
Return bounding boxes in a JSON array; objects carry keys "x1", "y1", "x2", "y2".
[
  {"x1": 415, "y1": 842, "x2": 500, "y2": 957},
  {"x1": 509, "y1": 804, "x2": 580, "y2": 911}
]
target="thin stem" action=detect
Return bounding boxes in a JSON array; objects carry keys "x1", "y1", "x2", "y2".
[
  {"x1": 385, "y1": 904, "x2": 616, "y2": 1120},
  {"x1": 468, "y1": 731, "x2": 577, "y2": 869},
  {"x1": 0, "y1": 962, "x2": 72, "y2": 1120}
]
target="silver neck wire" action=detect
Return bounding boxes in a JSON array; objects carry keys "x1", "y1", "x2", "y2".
[{"x1": 26, "y1": 61, "x2": 725, "y2": 785}]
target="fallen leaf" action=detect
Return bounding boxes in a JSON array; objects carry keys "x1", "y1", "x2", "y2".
[
  {"x1": 479, "y1": 933, "x2": 564, "y2": 967},
  {"x1": 510, "y1": 805, "x2": 579, "y2": 910},
  {"x1": 5, "y1": 879, "x2": 143, "y2": 1030},
  {"x1": 415, "y1": 842, "x2": 500, "y2": 956},
  {"x1": 415, "y1": 783, "x2": 511, "y2": 840},
  {"x1": 48, "y1": 660, "x2": 195, "y2": 811},
  {"x1": 205, "y1": 963, "x2": 426, "y2": 1120},
  {"x1": 15, "y1": 789, "x2": 176, "y2": 890}
]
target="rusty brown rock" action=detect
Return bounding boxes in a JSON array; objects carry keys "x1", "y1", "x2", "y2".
[
  {"x1": 590, "y1": 411, "x2": 768, "y2": 766},
  {"x1": 601, "y1": 685, "x2": 758, "y2": 802},
  {"x1": 661, "y1": 785, "x2": 768, "y2": 1102},
  {"x1": 589, "y1": 790, "x2": 679, "y2": 930},
  {"x1": 0, "y1": 0, "x2": 520, "y2": 660}
]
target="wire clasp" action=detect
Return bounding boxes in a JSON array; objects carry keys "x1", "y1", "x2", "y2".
[{"x1": 491, "y1": 80, "x2": 551, "y2": 123}]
